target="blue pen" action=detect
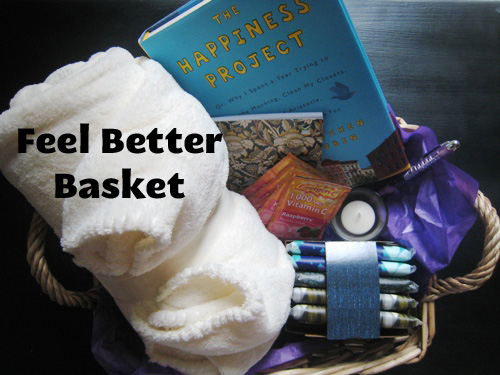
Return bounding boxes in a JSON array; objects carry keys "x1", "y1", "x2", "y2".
[{"x1": 393, "y1": 140, "x2": 460, "y2": 186}]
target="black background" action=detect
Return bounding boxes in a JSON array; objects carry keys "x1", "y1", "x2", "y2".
[{"x1": 1, "y1": 1, "x2": 499, "y2": 374}]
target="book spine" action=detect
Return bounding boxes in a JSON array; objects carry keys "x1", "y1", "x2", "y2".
[{"x1": 138, "y1": 0, "x2": 207, "y2": 43}]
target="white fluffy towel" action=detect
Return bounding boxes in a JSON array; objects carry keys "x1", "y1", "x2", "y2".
[{"x1": 0, "y1": 47, "x2": 294, "y2": 375}]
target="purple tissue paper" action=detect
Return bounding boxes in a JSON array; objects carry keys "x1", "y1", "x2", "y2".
[{"x1": 379, "y1": 122, "x2": 478, "y2": 291}]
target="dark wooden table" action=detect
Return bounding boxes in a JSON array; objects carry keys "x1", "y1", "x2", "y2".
[{"x1": 1, "y1": 1, "x2": 499, "y2": 374}]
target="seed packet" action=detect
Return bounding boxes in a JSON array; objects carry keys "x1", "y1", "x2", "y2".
[{"x1": 267, "y1": 177, "x2": 350, "y2": 240}]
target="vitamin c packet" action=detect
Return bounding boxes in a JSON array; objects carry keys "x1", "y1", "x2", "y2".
[
  {"x1": 242, "y1": 153, "x2": 295, "y2": 198},
  {"x1": 246, "y1": 153, "x2": 329, "y2": 210},
  {"x1": 267, "y1": 177, "x2": 350, "y2": 240}
]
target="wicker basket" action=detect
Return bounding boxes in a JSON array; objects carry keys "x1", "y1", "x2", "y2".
[{"x1": 25, "y1": 125, "x2": 500, "y2": 374}]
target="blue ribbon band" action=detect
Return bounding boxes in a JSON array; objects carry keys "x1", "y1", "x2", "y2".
[{"x1": 326, "y1": 241, "x2": 380, "y2": 339}]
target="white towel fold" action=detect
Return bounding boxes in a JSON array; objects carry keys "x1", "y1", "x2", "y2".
[
  {"x1": 101, "y1": 189, "x2": 294, "y2": 375},
  {"x1": 0, "y1": 47, "x2": 294, "y2": 375}
]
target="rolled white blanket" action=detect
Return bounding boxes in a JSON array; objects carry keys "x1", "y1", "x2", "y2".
[
  {"x1": 0, "y1": 47, "x2": 227, "y2": 276},
  {"x1": 0, "y1": 47, "x2": 294, "y2": 375}
]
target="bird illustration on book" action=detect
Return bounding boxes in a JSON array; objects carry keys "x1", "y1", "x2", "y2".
[{"x1": 330, "y1": 82, "x2": 355, "y2": 100}]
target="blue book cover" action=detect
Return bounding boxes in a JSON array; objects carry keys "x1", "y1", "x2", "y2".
[{"x1": 139, "y1": 0, "x2": 410, "y2": 186}]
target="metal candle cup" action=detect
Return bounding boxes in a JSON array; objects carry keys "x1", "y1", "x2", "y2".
[{"x1": 331, "y1": 188, "x2": 388, "y2": 241}]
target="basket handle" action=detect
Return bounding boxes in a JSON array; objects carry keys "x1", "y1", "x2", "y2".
[
  {"x1": 422, "y1": 190, "x2": 500, "y2": 302},
  {"x1": 26, "y1": 211, "x2": 100, "y2": 309}
]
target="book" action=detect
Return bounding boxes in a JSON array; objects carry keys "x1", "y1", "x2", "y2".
[
  {"x1": 212, "y1": 112, "x2": 324, "y2": 192},
  {"x1": 139, "y1": 0, "x2": 410, "y2": 186}
]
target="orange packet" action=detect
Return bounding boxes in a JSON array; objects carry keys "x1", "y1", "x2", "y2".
[
  {"x1": 247, "y1": 164, "x2": 293, "y2": 210},
  {"x1": 257, "y1": 168, "x2": 330, "y2": 225},
  {"x1": 257, "y1": 181, "x2": 288, "y2": 226},
  {"x1": 266, "y1": 177, "x2": 350, "y2": 240},
  {"x1": 242, "y1": 154, "x2": 295, "y2": 198},
  {"x1": 247, "y1": 154, "x2": 330, "y2": 210},
  {"x1": 243, "y1": 153, "x2": 327, "y2": 198}
]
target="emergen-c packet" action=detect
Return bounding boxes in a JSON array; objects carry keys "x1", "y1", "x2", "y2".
[
  {"x1": 267, "y1": 177, "x2": 350, "y2": 240},
  {"x1": 246, "y1": 153, "x2": 329, "y2": 210},
  {"x1": 257, "y1": 181, "x2": 289, "y2": 226},
  {"x1": 242, "y1": 153, "x2": 295, "y2": 199}
]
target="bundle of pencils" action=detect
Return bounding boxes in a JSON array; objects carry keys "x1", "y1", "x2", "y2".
[{"x1": 286, "y1": 241, "x2": 422, "y2": 334}]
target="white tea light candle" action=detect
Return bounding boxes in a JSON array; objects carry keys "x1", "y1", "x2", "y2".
[
  {"x1": 331, "y1": 188, "x2": 388, "y2": 241},
  {"x1": 340, "y1": 200, "x2": 376, "y2": 235}
]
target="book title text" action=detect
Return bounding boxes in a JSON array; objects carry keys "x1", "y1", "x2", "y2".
[{"x1": 176, "y1": 0, "x2": 311, "y2": 88}]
